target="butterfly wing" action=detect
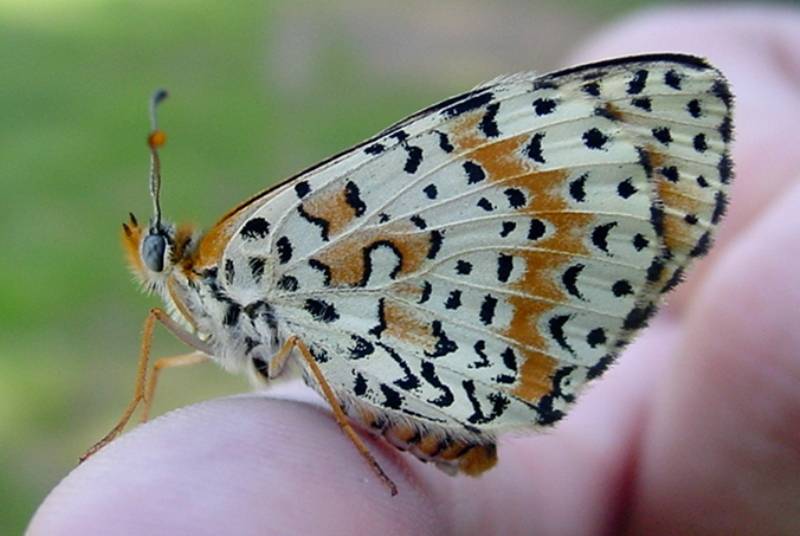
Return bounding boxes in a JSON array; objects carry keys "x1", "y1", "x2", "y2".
[{"x1": 222, "y1": 54, "x2": 732, "y2": 436}]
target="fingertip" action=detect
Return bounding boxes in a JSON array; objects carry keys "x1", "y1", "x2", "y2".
[
  {"x1": 628, "y1": 181, "x2": 800, "y2": 534},
  {"x1": 28, "y1": 395, "x2": 441, "y2": 535}
]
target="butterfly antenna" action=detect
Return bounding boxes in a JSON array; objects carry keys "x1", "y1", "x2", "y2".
[{"x1": 147, "y1": 88, "x2": 169, "y2": 229}]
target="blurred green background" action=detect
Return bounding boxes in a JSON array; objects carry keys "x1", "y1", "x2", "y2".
[{"x1": 3, "y1": 0, "x2": 779, "y2": 531}]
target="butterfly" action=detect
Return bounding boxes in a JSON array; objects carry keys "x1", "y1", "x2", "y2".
[{"x1": 83, "y1": 53, "x2": 733, "y2": 495}]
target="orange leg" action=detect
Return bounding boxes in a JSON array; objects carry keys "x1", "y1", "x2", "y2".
[
  {"x1": 140, "y1": 352, "x2": 209, "y2": 423},
  {"x1": 283, "y1": 335, "x2": 398, "y2": 496},
  {"x1": 80, "y1": 308, "x2": 211, "y2": 463}
]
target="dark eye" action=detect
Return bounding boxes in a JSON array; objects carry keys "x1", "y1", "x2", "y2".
[{"x1": 142, "y1": 233, "x2": 167, "y2": 272}]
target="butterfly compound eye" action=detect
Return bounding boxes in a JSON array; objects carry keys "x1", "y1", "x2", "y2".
[{"x1": 142, "y1": 233, "x2": 167, "y2": 272}]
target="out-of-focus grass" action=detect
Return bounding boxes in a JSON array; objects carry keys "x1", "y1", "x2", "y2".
[{"x1": 1, "y1": 0, "x2": 658, "y2": 531}]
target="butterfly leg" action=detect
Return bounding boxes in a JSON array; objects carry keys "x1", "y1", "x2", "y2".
[
  {"x1": 283, "y1": 335, "x2": 399, "y2": 496},
  {"x1": 140, "y1": 352, "x2": 209, "y2": 423},
  {"x1": 80, "y1": 308, "x2": 211, "y2": 463}
]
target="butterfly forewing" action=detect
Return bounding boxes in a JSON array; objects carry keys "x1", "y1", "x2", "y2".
[{"x1": 221, "y1": 54, "x2": 732, "y2": 436}]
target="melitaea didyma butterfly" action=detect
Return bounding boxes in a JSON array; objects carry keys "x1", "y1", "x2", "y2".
[{"x1": 83, "y1": 54, "x2": 733, "y2": 495}]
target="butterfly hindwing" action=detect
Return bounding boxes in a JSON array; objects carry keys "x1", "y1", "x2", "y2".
[{"x1": 221, "y1": 54, "x2": 733, "y2": 434}]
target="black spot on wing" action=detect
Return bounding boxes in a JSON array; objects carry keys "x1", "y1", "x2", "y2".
[
  {"x1": 569, "y1": 173, "x2": 587, "y2": 202},
  {"x1": 435, "y1": 131, "x2": 454, "y2": 153},
  {"x1": 535, "y1": 400, "x2": 565, "y2": 426},
  {"x1": 718, "y1": 153, "x2": 733, "y2": 184},
  {"x1": 480, "y1": 295, "x2": 497, "y2": 325},
  {"x1": 712, "y1": 190, "x2": 727, "y2": 225},
  {"x1": 582, "y1": 81, "x2": 600, "y2": 97},
  {"x1": 631, "y1": 97, "x2": 652, "y2": 111},
  {"x1": 690, "y1": 231, "x2": 712, "y2": 257},
  {"x1": 423, "y1": 183, "x2": 438, "y2": 199},
  {"x1": 500, "y1": 221, "x2": 516, "y2": 237},
  {"x1": 525, "y1": 133, "x2": 546, "y2": 163},
  {"x1": 390, "y1": 130, "x2": 409, "y2": 142},
  {"x1": 410, "y1": 215, "x2": 427, "y2": 229},
  {"x1": 304, "y1": 299, "x2": 339, "y2": 323},
  {"x1": 627, "y1": 69, "x2": 648, "y2": 94},
  {"x1": 497, "y1": 253, "x2": 513, "y2": 283},
  {"x1": 364, "y1": 143, "x2": 385, "y2": 155},
  {"x1": 652, "y1": 127, "x2": 673, "y2": 145},
  {"x1": 471, "y1": 340, "x2": 491, "y2": 368},
  {"x1": 612, "y1": 279, "x2": 633, "y2": 297},
  {"x1": 276, "y1": 236, "x2": 293, "y2": 264},
  {"x1": 456, "y1": 260, "x2": 472, "y2": 275},
  {"x1": 224, "y1": 259, "x2": 235, "y2": 285},
  {"x1": 425, "y1": 320, "x2": 458, "y2": 358},
  {"x1": 403, "y1": 144, "x2": 423, "y2": 174},
  {"x1": 380, "y1": 384, "x2": 404, "y2": 410},
  {"x1": 428, "y1": 230, "x2": 443, "y2": 259},
  {"x1": 583, "y1": 128, "x2": 609, "y2": 150},
  {"x1": 633, "y1": 233, "x2": 649, "y2": 251},
  {"x1": 617, "y1": 178, "x2": 637, "y2": 198},
  {"x1": 479, "y1": 102, "x2": 500, "y2": 138},
  {"x1": 647, "y1": 257, "x2": 665, "y2": 283},
  {"x1": 711, "y1": 79, "x2": 733, "y2": 108},
  {"x1": 348, "y1": 335, "x2": 374, "y2": 359},
  {"x1": 419, "y1": 281, "x2": 432, "y2": 304},
  {"x1": 421, "y1": 362, "x2": 455, "y2": 407},
  {"x1": 637, "y1": 147, "x2": 654, "y2": 177},
  {"x1": 240, "y1": 217, "x2": 270, "y2": 241},
  {"x1": 587, "y1": 355, "x2": 614, "y2": 380},
  {"x1": 693, "y1": 133, "x2": 708, "y2": 153},
  {"x1": 592, "y1": 222, "x2": 618, "y2": 254},
  {"x1": 369, "y1": 298, "x2": 387, "y2": 337},
  {"x1": 294, "y1": 180, "x2": 311, "y2": 198},
  {"x1": 549, "y1": 315, "x2": 575, "y2": 355},
  {"x1": 718, "y1": 116, "x2": 732, "y2": 143},
  {"x1": 441, "y1": 90, "x2": 494, "y2": 117},
  {"x1": 477, "y1": 198, "x2": 494, "y2": 212},
  {"x1": 344, "y1": 180, "x2": 367, "y2": 216},
  {"x1": 501, "y1": 347, "x2": 517, "y2": 372},
  {"x1": 445, "y1": 290, "x2": 462, "y2": 310},
  {"x1": 463, "y1": 380, "x2": 510, "y2": 425},
  {"x1": 533, "y1": 97, "x2": 557, "y2": 116},
  {"x1": 587, "y1": 328, "x2": 606, "y2": 348},
  {"x1": 562, "y1": 264, "x2": 585, "y2": 300},
  {"x1": 687, "y1": 99, "x2": 702, "y2": 118},
  {"x1": 661, "y1": 166, "x2": 679, "y2": 183},
  {"x1": 277, "y1": 275, "x2": 298, "y2": 291},
  {"x1": 664, "y1": 69, "x2": 682, "y2": 89},
  {"x1": 353, "y1": 372, "x2": 368, "y2": 396},
  {"x1": 463, "y1": 161, "x2": 486, "y2": 184},
  {"x1": 661, "y1": 267, "x2": 685, "y2": 294},
  {"x1": 623, "y1": 302, "x2": 657, "y2": 331},
  {"x1": 528, "y1": 219, "x2": 546, "y2": 240},
  {"x1": 504, "y1": 188, "x2": 526, "y2": 209}
]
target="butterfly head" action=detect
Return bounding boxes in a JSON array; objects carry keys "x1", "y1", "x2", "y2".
[{"x1": 122, "y1": 89, "x2": 195, "y2": 292}]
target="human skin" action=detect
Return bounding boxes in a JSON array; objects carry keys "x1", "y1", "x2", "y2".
[{"x1": 29, "y1": 6, "x2": 800, "y2": 535}]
